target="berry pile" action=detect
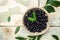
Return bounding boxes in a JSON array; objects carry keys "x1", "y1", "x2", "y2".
[{"x1": 23, "y1": 8, "x2": 48, "y2": 33}]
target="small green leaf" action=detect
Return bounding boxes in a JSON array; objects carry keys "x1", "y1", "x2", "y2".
[
  {"x1": 37, "y1": 35, "x2": 42, "y2": 40},
  {"x1": 50, "y1": 1, "x2": 60, "y2": 7},
  {"x1": 33, "y1": 11, "x2": 36, "y2": 20},
  {"x1": 52, "y1": 35, "x2": 59, "y2": 40},
  {"x1": 7, "y1": 16, "x2": 11, "y2": 22},
  {"x1": 28, "y1": 36, "x2": 36, "y2": 38},
  {"x1": 15, "y1": 37, "x2": 27, "y2": 40},
  {"x1": 15, "y1": 26, "x2": 20, "y2": 34},
  {"x1": 46, "y1": 0, "x2": 60, "y2": 7},
  {"x1": 28, "y1": 36, "x2": 36, "y2": 40},
  {"x1": 44, "y1": 5, "x2": 55, "y2": 13},
  {"x1": 46, "y1": 0, "x2": 51, "y2": 4},
  {"x1": 28, "y1": 17, "x2": 35, "y2": 22},
  {"x1": 28, "y1": 11, "x2": 36, "y2": 22},
  {"x1": 46, "y1": 0, "x2": 55, "y2": 4}
]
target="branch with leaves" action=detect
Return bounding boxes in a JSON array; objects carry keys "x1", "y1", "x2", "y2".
[
  {"x1": 44, "y1": 0, "x2": 60, "y2": 13},
  {"x1": 14, "y1": 26, "x2": 59, "y2": 40}
]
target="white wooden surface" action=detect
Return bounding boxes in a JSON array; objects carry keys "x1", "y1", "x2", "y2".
[{"x1": 0, "y1": 0, "x2": 60, "y2": 40}]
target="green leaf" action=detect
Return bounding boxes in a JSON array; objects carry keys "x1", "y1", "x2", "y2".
[
  {"x1": 28, "y1": 36, "x2": 36, "y2": 40},
  {"x1": 46, "y1": 0, "x2": 60, "y2": 7},
  {"x1": 50, "y1": 1, "x2": 60, "y2": 7},
  {"x1": 28, "y1": 17, "x2": 35, "y2": 22},
  {"x1": 15, "y1": 37, "x2": 27, "y2": 40},
  {"x1": 46, "y1": 0, "x2": 55, "y2": 4},
  {"x1": 15, "y1": 26, "x2": 20, "y2": 34},
  {"x1": 29, "y1": 39, "x2": 32, "y2": 40},
  {"x1": 28, "y1": 36, "x2": 36, "y2": 38},
  {"x1": 52, "y1": 35, "x2": 59, "y2": 40},
  {"x1": 33, "y1": 11, "x2": 36, "y2": 20},
  {"x1": 28, "y1": 11, "x2": 36, "y2": 22},
  {"x1": 37, "y1": 35, "x2": 42, "y2": 40},
  {"x1": 44, "y1": 5, "x2": 55, "y2": 13},
  {"x1": 46, "y1": 0, "x2": 51, "y2": 4},
  {"x1": 7, "y1": 16, "x2": 11, "y2": 22}
]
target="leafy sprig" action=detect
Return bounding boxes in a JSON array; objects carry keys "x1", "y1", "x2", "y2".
[{"x1": 44, "y1": 0, "x2": 60, "y2": 13}]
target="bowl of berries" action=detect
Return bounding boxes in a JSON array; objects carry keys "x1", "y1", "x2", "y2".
[{"x1": 23, "y1": 7, "x2": 50, "y2": 35}]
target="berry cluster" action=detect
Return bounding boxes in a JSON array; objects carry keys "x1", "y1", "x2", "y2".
[{"x1": 23, "y1": 8, "x2": 48, "y2": 33}]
